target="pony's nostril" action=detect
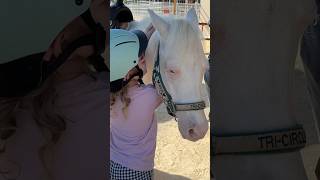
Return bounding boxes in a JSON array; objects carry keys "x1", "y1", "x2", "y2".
[
  {"x1": 187, "y1": 128, "x2": 200, "y2": 141},
  {"x1": 188, "y1": 129, "x2": 196, "y2": 136}
]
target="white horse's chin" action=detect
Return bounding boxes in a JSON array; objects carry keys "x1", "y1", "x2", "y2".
[{"x1": 177, "y1": 111, "x2": 208, "y2": 141}]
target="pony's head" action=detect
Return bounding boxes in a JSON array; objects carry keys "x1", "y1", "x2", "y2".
[{"x1": 148, "y1": 8, "x2": 209, "y2": 141}]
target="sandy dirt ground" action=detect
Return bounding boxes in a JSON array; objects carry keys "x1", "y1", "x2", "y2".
[
  {"x1": 153, "y1": 82, "x2": 211, "y2": 180},
  {"x1": 153, "y1": 37, "x2": 211, "y2": 180},
  {"x1": 154, "y1": 104, "x2": 210, "y2": 180}
]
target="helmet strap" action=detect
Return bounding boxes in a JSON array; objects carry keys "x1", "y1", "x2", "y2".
[{"x1": 134, "y1": 65, "x2": 144, "y2": 85}]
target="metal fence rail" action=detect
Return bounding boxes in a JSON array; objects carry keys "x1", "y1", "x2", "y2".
[
  {"x1": 125, "y1": 0, "x2": 209, "y2": 36},
  {"x1": 123, "y1": 0, "x2": 210, "y2": 55},
  {"x1": 125, "y1": 1, "x2": 202, "y2": 19}
]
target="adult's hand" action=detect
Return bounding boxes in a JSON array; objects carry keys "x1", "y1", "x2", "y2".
[{"x1": 124, "y1": 66, "x2": 139, "y2": 81}]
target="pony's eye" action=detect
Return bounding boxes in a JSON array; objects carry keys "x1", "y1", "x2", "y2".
[
  {"x1": 166, "y1": 68, "x2": 180, "y2": 78},
  {"x1": 167, "y1": 69, "x2": 177, "y2": 75}
]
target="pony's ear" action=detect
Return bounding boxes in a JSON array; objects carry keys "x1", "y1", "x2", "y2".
[
  {"x1": 186, "y1": 7, "x2": 199, "y2": 27},
  {"x1": 148, "y1": 9, "x2": 169, "y2": 39}
]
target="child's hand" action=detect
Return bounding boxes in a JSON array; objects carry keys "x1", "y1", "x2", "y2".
[{"x1": 124, "y1": 67, "x2": 139, "y2": 81}]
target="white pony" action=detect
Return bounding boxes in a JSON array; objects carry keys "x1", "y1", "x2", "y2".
[{"x1": 129, "y1": 8, "x2": 209, "y2": 141}]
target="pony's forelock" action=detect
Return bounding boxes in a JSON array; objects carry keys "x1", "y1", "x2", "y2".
[{"x1": 165, "y1": 17, "x2": 207, "y2": 68}]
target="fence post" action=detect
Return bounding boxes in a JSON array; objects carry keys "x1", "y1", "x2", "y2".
[{"x1": 173, "y1": 0, "x2": 177, "y2": 15}]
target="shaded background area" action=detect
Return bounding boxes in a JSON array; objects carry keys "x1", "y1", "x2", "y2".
[{"x1": 294, "y1": 48, "x2": 320, "y2": 180}]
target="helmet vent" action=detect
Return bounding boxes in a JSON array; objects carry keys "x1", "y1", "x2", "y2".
[{"x1": 115, "y1": 41, "x2": 136, "y2": 47}]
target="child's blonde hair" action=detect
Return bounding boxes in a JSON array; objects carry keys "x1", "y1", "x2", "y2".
[{"x1": 111, "y1": 78, "x2": 138, "y2": 119}]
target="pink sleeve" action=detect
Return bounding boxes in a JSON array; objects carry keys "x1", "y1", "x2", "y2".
[{"x1": 145, "y1": 85, "x2": 163, "y2": 110}]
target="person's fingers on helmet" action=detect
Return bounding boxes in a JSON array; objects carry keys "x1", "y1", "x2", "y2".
[
  {"x1": 124, "y1": 71, "x2": 132, "y2": 81},
  {"x1": 60, "y1": 34, "x2": 70, "y2": 52},
  {"x1": 125, "y1": 70, "x2": 134, "y2": 81},
  {"x1": 139, "y1": 54, "x2": 145, "y2": 61},
  {"x1": 69, "y1": 45, "x2": 95, "y2": 60},
  {"x1": 124, "y1": 73, "x2": 130, "y2": 81},
  {"x1": 52, "y1": 34, "x2": 64, "y2": 59},
  {"x1": 125, "y1": 67, "x2": 139, "y2": 81},
  {"x1": 43, "y1": 47, "x2": 54, "y2": 61},
  {"x1": 43, "y1": 36, "x2": 60, "y2": 61}
]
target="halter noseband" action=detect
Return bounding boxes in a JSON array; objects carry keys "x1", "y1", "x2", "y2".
[{"x1": 152, "y1": 43, "x2": 206, "y2": 118}]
